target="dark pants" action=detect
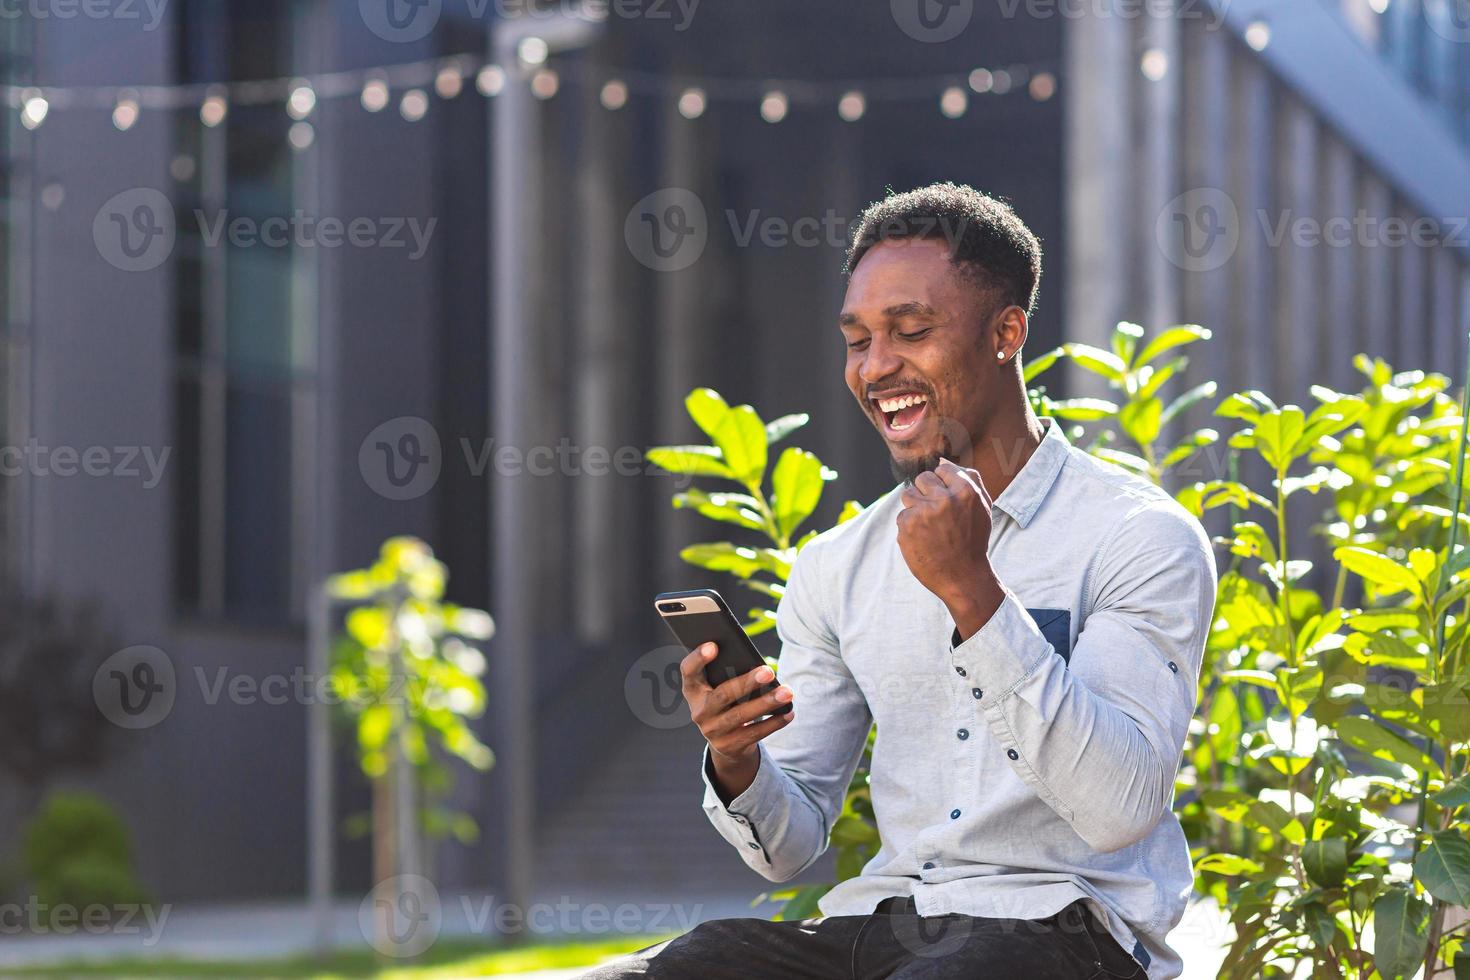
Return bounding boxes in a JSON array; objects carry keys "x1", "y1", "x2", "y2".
[{"x1": 578, "y1": 898, "x2": 1147, "y2": 979}]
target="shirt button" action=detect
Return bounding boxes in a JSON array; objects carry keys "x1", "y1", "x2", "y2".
[
  {"x1": 1006, "y1": 749, "x2": 1019, "y2": 760},
  {"x1": 747, "y1": 841, "x2": 761, "y2": 849},
  {"x1": 923, "y1": 861, "x2": 935, "y2": 870},
  {"x1": 950, "y1": 808, "x2": 961, "y2": 820},
  {"x1": 972, "y1": 688, "x2": 983, "y2": 700},
  {"x1": 957, "y1": 729, "x2": 969, "y2": 740},
  {"x1": 955, "y1": 666, "x2": 967, "y2": 677},
  {"x1": 1168, "y1": 661, "x2": 1179, "y2": 673}
]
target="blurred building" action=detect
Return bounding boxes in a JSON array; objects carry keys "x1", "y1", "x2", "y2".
[{"x1": 0, "y1": 0, "x2": 1467, "y2": 912}]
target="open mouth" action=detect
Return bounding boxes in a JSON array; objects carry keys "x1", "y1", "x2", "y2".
[{"x1": 871, "y1": 391, "x2": 930, "y2": 438}]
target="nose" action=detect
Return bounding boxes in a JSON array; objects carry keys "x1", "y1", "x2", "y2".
[{"x1": 858, "y1": 334, "x2": 903, "y2": 386}]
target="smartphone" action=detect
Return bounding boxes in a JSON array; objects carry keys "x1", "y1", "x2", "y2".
[{"x1": 653, "y1": 589, "x2": 792, "y2": 716}]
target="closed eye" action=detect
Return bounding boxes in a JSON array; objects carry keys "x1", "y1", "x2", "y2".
[{"x1": 899, "y1": 329, "x2": 931, "y2": 341}]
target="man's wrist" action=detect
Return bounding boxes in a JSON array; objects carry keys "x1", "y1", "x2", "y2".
[{"x1": 944, "y1": 564, "x2": 1006, "y2": 643}]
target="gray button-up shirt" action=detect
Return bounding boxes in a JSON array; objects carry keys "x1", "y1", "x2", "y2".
[{"x1": 701, "y1": 418, "x2": 1217, "y2": 979}]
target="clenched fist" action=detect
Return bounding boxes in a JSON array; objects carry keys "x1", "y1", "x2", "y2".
[{"x1": 896, "y1": 458, "x2": 1007, "y2": 641}]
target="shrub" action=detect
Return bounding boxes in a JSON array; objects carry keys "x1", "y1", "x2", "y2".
[
  {"x1": 22, "y1": 791, "x2": 149, "y2": 910},
  {"x1": 649, "y1": 324, "x2": 1470, "y2": 978}
]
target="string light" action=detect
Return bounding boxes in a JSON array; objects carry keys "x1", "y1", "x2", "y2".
[
  {"x1": 530, "y1": 69, "x2": 559, "y2": 100},
  {"x1": 518, "y1": 36, "x2": 549, "y2": 66},
  {"x1": 599, "y1": 79, "x2": 628, "y2": 110},
  {"x1": 287, "y1": 82, "x2": 316, "y2": 120},
  {"x1": 112, "y1": 91, "x2": 139, "y2": 130},
  {"x1": 1140, "y1": 48, "x2": 1169, "y2": 81},
  {"x1": 200, "y1": 89, "x2": 227, "y2": 127},
  {"x1": 677, "y1": 87, "x2": 706, "y2": 119},
  {"x1": 400, "y1": 88, "x2": 429, "y2": 121},
  {"x1": 1244, "y1": 19, "x2": 1271, "y2": 50},
  {"x1": 759, "y1": 89, "x2": 788, "y2": 123},
  {"x1": 940, "y1": 85, "x2": 968, "y2": 118},
  {"x1": 289, "y1": 121, "x2": 315, "y2": 150},
  {"x1": 7, "y1": 52, "x2": 1059, "y2": 137},
  {"x1": 20, "y1": 91, "x2": 47, "y2": 129},
  {"x1": 434, "y1": 65, "x2": 463, "y2": 99},
  {"x1": 361, "y1": 78, "x2": 390, "y2": 112}
]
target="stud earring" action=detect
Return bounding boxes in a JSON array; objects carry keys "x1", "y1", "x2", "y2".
[{"x1": 996, "y1": 350, "x2": 1007, "y2": 361}]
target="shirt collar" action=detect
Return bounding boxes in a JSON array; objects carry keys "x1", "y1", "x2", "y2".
[{"x1": 991, "y1": 416, "x2": 1070, "y2": 529}]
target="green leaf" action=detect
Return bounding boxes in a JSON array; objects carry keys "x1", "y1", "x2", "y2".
[
  {"x1": 673, "y1": 488, "x2": 765, "y2": 530},
  {"x1": 713, "y1": 405, "x2": 769, "y2": 486},
  {"x1": 771, "y1": 447, "x2": 826, "y2": 540},
  {"x1": 1334, "y1": 546, "x2": 1419, "y2": 596},
  {"x1": 1253, "y1": 406, "x2": 1308, "y2": 470},
  {"x1": 1023, "y1": 345, "x2": 1065, "y2": 383},
  {"x1": 1415, "y1": 831, "x2": 1470, "y2": 906},
  {"x1": 1119, "y1": 396, "x2": 1164, "y2": 447},
  {"x1": 1061, "y1": 343, "x2": 1126, "y2": 381},
  {"x1": 1334, "y1": 715, "x2": 1434, "y2": 772},
  {"x1": 1048, "y1": 397, "x2": 1120, "y2": 421},
  {"x1": 1194, "y1": 852, "x2": 1264, "y2": 876},
  {"x1": 1160, "y1": 428, "x2": 1218, "y2": 470},
  {"x1": 1137, "y1": 356, "x2": 1186, "y2": 400},
  {"x1": 1302, "y1": 837, "x2": 1348, "y2": 888},
  {"x1": 1433, "y1": 774, "x2": 1470, "y2": 809},
  {"x1": 1135, "y1": 324, "x2": 1212, "y2": 368},
  {"x1": 765, "y1": 413, "x2": 809, "y2": 445},
  {"x1": 646, "y1": 445, "x2": 736, "y2": 479},
  {"x1": 685, "y1": 388, "x2": 731, "y2": 441},
  {"x1": 1455, "y1": 951, "x2": 1470, "y2": 980},
  {"x1": 1161, "y1": 381, "x2": 1218, "y2": 426},
  {"x1": 1111, "y1": 321, "x2": 1145, "y2": 366},
  {"x1": 1215, "y1": 389, "x2": 1277, "y2": 423},
  {"x1": 770, "y1": 884, "x2": 829, "y2": 921},
  {"x1": 1371, "y1": 886, "x2": 1430, "y2": 980},
  {"x1": 680, "y1": 543, "x2": 787, "y2": 581}
]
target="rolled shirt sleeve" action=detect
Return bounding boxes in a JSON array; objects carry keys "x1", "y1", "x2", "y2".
[
  {"x1": 701, "y1": 539, "x2": 874, "y2": 882},
  {"x1": 952, "y1": 500, "x2": 1217, "y2": 854}
]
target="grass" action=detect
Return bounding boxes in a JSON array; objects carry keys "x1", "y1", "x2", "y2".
[{"x1": 3, "y1": 935, "x2": 665, "y2": 979}]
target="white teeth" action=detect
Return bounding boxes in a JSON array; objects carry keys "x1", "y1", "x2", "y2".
[{"x1": 876, "y1": 393, "x2": 928, "y2": 413}]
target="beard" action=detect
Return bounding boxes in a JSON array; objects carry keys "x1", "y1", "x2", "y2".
[{"x1": 888, "y1": 431, "x2": 956, "y2": 485}]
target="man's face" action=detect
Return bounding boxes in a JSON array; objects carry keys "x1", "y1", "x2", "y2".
[{"x1": 839, "y1": 238, "x2": 997, "y2": 482}]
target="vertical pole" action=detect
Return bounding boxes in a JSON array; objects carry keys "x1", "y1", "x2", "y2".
[
  {"x1": 307, "y1": 584, "x2": 334, "y2": 955},
  {"x1": 490, "y1": 24, "x2": 535, "y2": 929}
]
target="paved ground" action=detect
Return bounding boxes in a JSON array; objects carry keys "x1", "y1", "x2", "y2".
[{"x1": 0, "y1": 891, "x2": 1230, "y2": 978}]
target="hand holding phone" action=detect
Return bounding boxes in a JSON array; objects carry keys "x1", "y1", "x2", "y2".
[{"x1": 655, "y1": 590, "x2": 795, "y2": 800}]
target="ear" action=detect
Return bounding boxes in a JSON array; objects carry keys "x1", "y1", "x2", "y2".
[{"x1": 993, "y1": 305, "x2": 1029, "y2": 362}]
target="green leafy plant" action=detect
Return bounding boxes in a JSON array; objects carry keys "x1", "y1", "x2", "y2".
[
  {"x1": 647, "y1": 390, "x2": 868, "y2": 917},
  {"x1": 327, "y1": 538, "x2": 495, "y2": 892},
  {"x1": 652, "y1": 330, "x2": 1470, "y2": 976},
  {"x1": 22, "y1": 791, "x2": 150, "y2": 913}
]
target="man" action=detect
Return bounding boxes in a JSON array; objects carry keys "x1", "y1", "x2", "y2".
[{"x1": 587, "y1": 183, "x2": 1217, "y2": 978}]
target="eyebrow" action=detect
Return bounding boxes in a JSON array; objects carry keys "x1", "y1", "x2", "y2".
[{"x1": 838, "y1": 301, "x2": 941, "y2": 328}]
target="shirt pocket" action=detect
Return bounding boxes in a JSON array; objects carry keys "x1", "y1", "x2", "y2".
[{"x1": 1024, "y1": 607, "x2": 1072, "y2": 665}]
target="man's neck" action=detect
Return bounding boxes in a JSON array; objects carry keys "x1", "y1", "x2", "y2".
[{"x1": 962, "y1": 407, "x2": 1046, "y2": 499}]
